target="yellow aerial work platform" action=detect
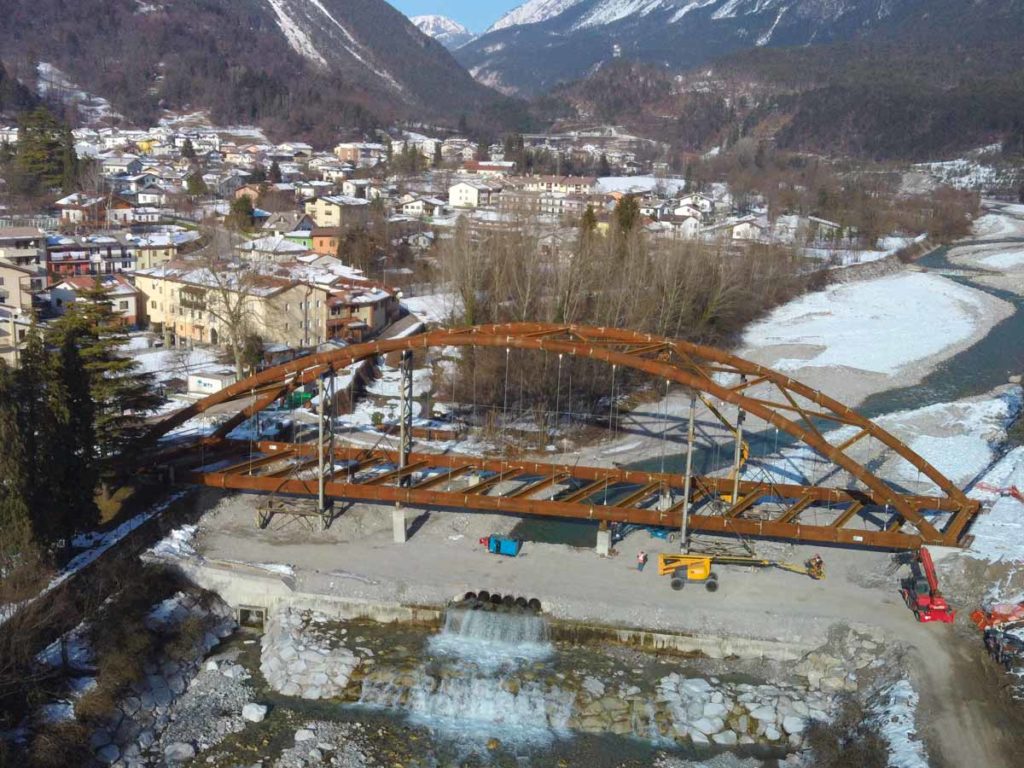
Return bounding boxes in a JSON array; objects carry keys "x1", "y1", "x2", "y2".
[{"x1": 658, "y1": 552, "x2": 825, "y2": 592}]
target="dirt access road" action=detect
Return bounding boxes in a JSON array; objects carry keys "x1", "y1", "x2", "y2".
[{"x1": 908, "y1": 626, "x2": 1024, "y2": 768}]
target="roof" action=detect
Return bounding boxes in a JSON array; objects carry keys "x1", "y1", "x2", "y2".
[
  {"x1": 240, "y1": 235, "x2": 310, "y2": 255},
  {"x1": 54, "y1": 273, "x2": 139, "y2": 296},
  {"x1": 318, "y1": 195, "x2": 370, "y2": 207},
  {"x1": 0, "y1": 227, "x2": 44, "y2": 239}
]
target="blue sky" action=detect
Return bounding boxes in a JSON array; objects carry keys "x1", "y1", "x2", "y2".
[{"x1": 388, "y1": 1, "x2": 522, "y2": 32}]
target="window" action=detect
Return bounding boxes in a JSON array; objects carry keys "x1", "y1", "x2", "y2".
[
  {"x1": 150, "y1": 300, "x2": 156, "y2": 308},
  {"x1": 0, "y1": 277, "x2": 4, "y2": 285},
  {"x1": 119, "y1": 301, "x2": 129, "y2": 311}
]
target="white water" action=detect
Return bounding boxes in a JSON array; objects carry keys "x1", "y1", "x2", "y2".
[{"x1": 359, "y1": 606, "x2": 574, "y2": 742}]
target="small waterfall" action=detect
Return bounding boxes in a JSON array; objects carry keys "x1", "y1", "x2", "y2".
[
  {"x1": 359, "y1": 603, "x2": 574, "y2": 741},
  {"x1": 427, "y1": 605, "x2": 553, "y2": 670}
]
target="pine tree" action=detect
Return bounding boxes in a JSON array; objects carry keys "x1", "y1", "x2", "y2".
[
  {"x1": 181, "y1": 138, "x2": 196, "y2": 159},
  {"x1": 0, "y1": 365, "x2": 34, "y2": 572},
  {"x1": 11, "y1": 329, "x2": 59, "y2": 545},
  {"x1": 49, "y1": 335, "x2": 99, "y2": 541},
  {"x1": 11, "y1": 107, "x2": 77, "y2": 197},
  {"x1": 268, "y1": 160, "x2": 282, "y2": 184},
  {"x1": 47, "y1": 282, "x2": 161, "y2": 464},
  {"x1": 227, "y1": 195, "x2": 255, "y2": 230},
  {"x1": 186, "y1": 172, "x2": 208, "y2": 197},
  {"x1": 615, "y1": 196, "x2": 641, "y2": 233}
]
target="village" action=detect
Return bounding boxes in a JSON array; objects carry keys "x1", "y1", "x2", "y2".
[{"x1": 0, "y1": 117, "x2": 899, "y2": 385}]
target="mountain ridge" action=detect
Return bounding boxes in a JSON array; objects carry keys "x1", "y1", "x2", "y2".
[
  {"x1": 411, "y1": 15, "x2": 474, "y2": 49},
  {"x1": 0, "y1": 0, "x2": 520, "y2": 141},
  {"x1": 459, "y1": 0, "x2": 949, "y2": 95}
]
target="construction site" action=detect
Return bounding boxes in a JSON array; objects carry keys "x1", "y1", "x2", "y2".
[{"x1": 17, "y1": 202, "x2": 1024, "y2": 768}]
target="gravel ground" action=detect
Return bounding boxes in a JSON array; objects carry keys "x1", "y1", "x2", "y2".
[
  {"x1": 273, "y1": 721, "x2": 371, "y2": 768},
  {"x1": 157, "y1": 652, "x2": 254, "y2": 755}
]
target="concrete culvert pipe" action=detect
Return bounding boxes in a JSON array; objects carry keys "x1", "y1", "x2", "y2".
[
  {"x1": 502, "y1": 594, "x2": 515, "y2": 606},
  {"x1": 490, "y1": 593, "x2": 504, "y2": 605},
  {"x1": 477, "y1": 590, "x2": 490, "y2": 603},
  {"x1": 527, "y1": 598, "x2": 542, "y2": 613},
  {"x1": 463, "y1": 591, "x2": 477, "y2": 602},
  {"x1": 514, "y1": 596, "x2": 528, "y2": 609}
]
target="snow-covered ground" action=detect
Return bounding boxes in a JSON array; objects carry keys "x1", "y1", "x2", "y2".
[
  {"x1": 596, "y1": 176, "x2": 687, "y2": 195},
  {"x1": 964, "y1": 447, "x2": 1024, "y2": 565},
  {"x1": 124, "y1": 345, "x2": 220, "y2": 383},
  {"x1": 738, "y1": 271, "x2": 1012, "y2": 407},
  {"x1": 402, "y1": 293, "x2": 461, "y2": 325},
  {"x1": 740, "y1": 385, "x2": 1021, "y2": 496},
  {"x1": 871, "y1": 680, "x2": 929, "y2": 768},
  {"x1": 743, "y1": 273, "x2": 995, "y2": 377}
]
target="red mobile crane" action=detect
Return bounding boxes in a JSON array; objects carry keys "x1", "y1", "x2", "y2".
[{"x1": 901, "y1": 547, "x2": 955, "y2": 623}]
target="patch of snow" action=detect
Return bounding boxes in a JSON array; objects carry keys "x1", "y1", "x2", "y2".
[
  {"x1": 743, "y1": 273, "x2": 995, "y2": 376},
  {"x1": 488, "y1": 0, "x2": 585, "y2": 32},
  {"x1": 148, "y1": 524, "x2": 199, "y2": 560},
  {"x1": 303, "y1": 0, "x2": 406, "y2": 94},
  {"x1": 670, "y1": 1, "x2": 720, "y2": 24},
  {"x1": 125, "y1": 345, "x2": 219, "y2": 383},
  {"x1": 965, "y1": 446, "x2": 1024, "y2": 563},
  {"x1": 266, "y1": 0, "x2": 328, "y2": 67},
  {"x1": 402, "y1": 293, "x2": 461, "y2": 325},
  {"x1": 871, "y1": 680, "x2": 929, "y2": 768},
  {"x1": 980, "y1": 250, "x2": 1024, "y2": 271},
  {"x1": 596, "y1": 176, "x2": 687, "y2": 195}
]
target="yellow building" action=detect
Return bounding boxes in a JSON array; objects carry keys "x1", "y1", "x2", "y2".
[
  {"x1": 133, "y1": 264, "x2": 331, "y2": 348},
  {"x1": 304, "y1": 195, "x2": 371, "y2": 229}
]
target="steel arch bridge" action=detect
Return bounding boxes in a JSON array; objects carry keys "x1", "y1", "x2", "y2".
[{"x1": 146, "y1": 323, "x2": 981, "y2": 550}]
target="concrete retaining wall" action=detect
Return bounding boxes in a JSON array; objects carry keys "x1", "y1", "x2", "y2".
[
  {"x1": 160, "y1": 557, "x2": 815, "y2": 662},
  {"x1": 149, "y1": 556, "x2": 442, "y2": 626}
]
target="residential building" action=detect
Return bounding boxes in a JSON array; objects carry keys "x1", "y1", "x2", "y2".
[
  {"x1": 332, "y1": 142, "x2": 387, "y2": 168},
  {"x1": 519, "y1": 175, "x2": 598, "y2": 196},
  {"x1": 448, "y1": 180, "x2": 502, "y2": 209},
  {"x1": 0, "y1": 306, "x2": 32, "y2": 366},
  {"x1": 304, "y1": 195, "x2": 371, "y2": 229},
  {"x1": 132, "y1": 257, "x2": 396, "y2": 348},
  {"x1": 50, "y1": 274, "x2": 142, "y2": 325},
  {"x1": 0, "y1": 260, "x2": 45, "y2": 312},
  {"x1": 47, "y1": 234, "x2": 138, "y2": 279}
]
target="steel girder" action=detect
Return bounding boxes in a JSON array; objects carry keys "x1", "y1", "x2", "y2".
[{"x1": 146, "y1": 323, "x2": 982, "y2": 549}]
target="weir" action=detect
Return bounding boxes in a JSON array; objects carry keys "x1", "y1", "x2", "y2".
[{"x1": 358, "y1": 603, "x2": 574, "y2": 741}]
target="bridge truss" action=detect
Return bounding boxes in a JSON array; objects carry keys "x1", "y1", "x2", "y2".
[{"x1": 147, "y1": 324, "x2": 981, "y2": 550}]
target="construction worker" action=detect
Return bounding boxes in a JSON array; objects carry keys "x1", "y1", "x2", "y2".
[
  {"x1": 637, "y1": 550, "x2": 648, "y2": 572},
  {"x1": 808, "y1": 554, "x2": 825, "y2": 580}
]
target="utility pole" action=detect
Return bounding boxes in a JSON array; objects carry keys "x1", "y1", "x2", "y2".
[
  {"x1": 680, "y1": 390, "x2": 697, "y2": 553},
  {"x1": 393, "y1": 350, "x2": 414, "y2": 543}
]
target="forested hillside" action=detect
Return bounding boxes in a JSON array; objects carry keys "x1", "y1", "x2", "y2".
[{"x1": 0, "y1": 0, "x2": 527, "y2": 142}]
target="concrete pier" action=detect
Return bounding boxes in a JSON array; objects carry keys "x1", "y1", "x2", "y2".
[{"x1": 392, "y1": 507, "x2": 408, "y2": 544}]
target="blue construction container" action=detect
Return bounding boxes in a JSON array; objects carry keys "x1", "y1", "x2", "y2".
[{"x1": 486, "y1": 535, "x2": 523, "y2": 557}]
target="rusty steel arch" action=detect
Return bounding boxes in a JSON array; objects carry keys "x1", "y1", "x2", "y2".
[{"x1": 148, "y1": 323, "x2": 981, "y2": 550}]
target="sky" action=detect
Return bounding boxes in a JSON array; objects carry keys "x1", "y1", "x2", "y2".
[{"x1": 388, "y1": 1, "x2": 523, "y2": 32}]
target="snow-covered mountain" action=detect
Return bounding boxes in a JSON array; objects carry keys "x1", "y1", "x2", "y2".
[
  {"x1": 487, "y1": 0, "x2": 585, "y2": 32},
  {"x1": 458, "y1": 0, "x2": 929, "y2": 94},
  {"x1": 411, "y1": 14, "x2": 474, "y2": 48},
  {"x1": 0, "y1": 0, "x2": 506, "y2": 133}
]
